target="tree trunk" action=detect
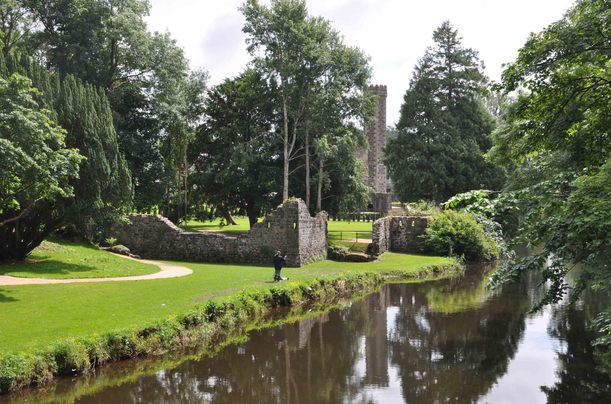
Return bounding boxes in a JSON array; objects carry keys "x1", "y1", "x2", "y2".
[
  {"x1": 304, "y1": 125, "x2": 310, "y2": 208},
  {"x1": 282, "y1": 95, "x2": 290, "y2": 201},
  {"x1": 316, "y1": 159, "x2": 324, "y2": 212},
  {"x1": 223, "y1": 211, "x2": 238, "y2": 226},
  {"x1": 0, "y1": 202, "x2": 59, "y2": 261},
  {"x1": 245, "y1": 199, "x2": 259, "y2": 229}
]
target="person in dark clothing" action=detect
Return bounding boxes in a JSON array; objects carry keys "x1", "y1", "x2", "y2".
[{"x1": 273, "y1": 251, "x2": 287, "y2": 282}]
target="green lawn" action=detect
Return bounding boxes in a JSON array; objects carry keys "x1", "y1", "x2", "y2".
[
  {"x1": 181, "y1": 216, "x2": 251, "y2": 233},
  {"x1": 183, "y1": 217, "x2": 375, "y2": 238},
  {"x1": 0, "y1": 239, "x2": 158, "y2": 279},
  {"x1": 327, "y1": 220, "x2": 373, "y2": 232},
  {"x1": 0, "y1": 240, "x2": 454, "y2": 353}
]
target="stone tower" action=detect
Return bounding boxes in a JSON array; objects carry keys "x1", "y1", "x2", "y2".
[{"x1": 362, "y1": 85, "x2": 392, "y2": 212}]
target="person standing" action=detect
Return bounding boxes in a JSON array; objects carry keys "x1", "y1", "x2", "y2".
[{"x1": 273, "y1": 251, "x2": 287, "y2": 282}]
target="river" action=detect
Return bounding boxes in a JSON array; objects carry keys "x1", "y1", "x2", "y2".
[{"x1": 4, "y1": 264, "x2": 610, "y2": 403}]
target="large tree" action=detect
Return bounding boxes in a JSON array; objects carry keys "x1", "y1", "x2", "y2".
[
  {"x1": 0, "y1": 73, "x2": 82, "y2": 259},
  {"x1": 190, "y1": 69, "x2": 280, "y2": 227},
  {"x1": 24, "y1": 0, "x2": 206, "y2": 214},
  {"x1": 241, "y1": 0, "x2": 372, "y2": 208},
  {"x1": 489, "y1": 0, "x2": 610, "y2": 310},
  {"x1": 2, "y1": 50, "x2": 133, "y2": 242},
  {"x1": 385, "y1": 21, "x2": 504, "y2": 202}
]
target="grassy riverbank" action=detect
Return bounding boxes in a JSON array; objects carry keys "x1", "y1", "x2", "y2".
[{"x1": 0, "y1": 239, "x2": 460, "y2": 394}]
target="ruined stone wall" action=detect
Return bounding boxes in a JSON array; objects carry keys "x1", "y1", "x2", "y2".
[
  {"x1": 370, "y1": 216, "x2": 391, "y2": 255},
  {"x1": 113, "y1": 199, "x2": 327, "y2": 267},
  {"x1": 369, "y1": 216, "x2": 431, "y2": 255}
]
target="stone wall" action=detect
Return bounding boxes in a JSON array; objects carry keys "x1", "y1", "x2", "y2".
[
  {"x1": 369, "y1": 216, "x2": 431, "y2": 255},
  {"x1": 113, "y1": 199, "x2": 327, "y2": 267}
]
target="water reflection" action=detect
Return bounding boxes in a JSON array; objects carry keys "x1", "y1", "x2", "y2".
[{"x1": 5, "y1": 265, "x2": 610, "y2": 403}]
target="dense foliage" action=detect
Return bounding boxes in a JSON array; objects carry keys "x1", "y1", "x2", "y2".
[
  {"x1": 190, "y1": 69, "x2": 280, "y2": 226},
  {"x1": 487, "y1": 0, "x2": 610, "y2": 366},
  {"x1": 241, "y1": 0, "x2": 373, "y2": 211},
  {"x1": 0, "y1": 50, "x2": 132, "y2": 257},
  {"x1": 385, "y1": 21, "x2": 504, "y2": 202},
  {"x1": 424, "y1": 210, "x2": 499, "y2": 262},
  {"x1": 0, "y1": 73, "x2": 82, "y2": 259},
  {"x1": 20, "y1": 0, "x2": 207, "y2": 216},
  {"x1": 488, "y1": 0, "x2": 610, "y2": 306}
]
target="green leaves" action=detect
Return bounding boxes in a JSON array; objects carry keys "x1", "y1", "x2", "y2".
[
  {"x1": 386, "y1": 21, "x2": 504, "y2": 202},
  {"x1": 0, "y1": 73, "x2": 83, "y2": 253},
  {"x1": 424, "y1": 210, "x2": 499, "y2": 262},
  {"x1": 490, "y1": 0, "x2": 610, "y2": 339}
]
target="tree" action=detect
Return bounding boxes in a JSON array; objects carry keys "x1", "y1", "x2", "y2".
[
  {"x1": 0, "y1": 73, "x2": 82, "y2": 259},
  {"x1": 242, "y1": 0, "x2": 318, "y2": 202},
  {"x1": 242, "y1": 0, "x2": 373, "y2": 210},
  {"x1": 3, "y1": 50, "x2": 133, "y2": 241},
  {"x1": 24, "y1": 0, "x2": 204, "y2": 213},
  {"x1": 489, "y1": 0, "x2": 610, "y2": 310},
  {"x1": 0, "y1": 0, "x2": 32, "y2": 55},
  {"x1": 190, "y1": 69, "x2": 281, "y2": 227},
  {"x1": 385, "y1": 21, "x2": 504, "y2": 202}
]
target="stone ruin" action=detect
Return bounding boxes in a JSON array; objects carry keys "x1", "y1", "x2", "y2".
[
  {"x1": 358, "y1": 84, "x2": 393, "y2": 213},
  {"x1": 368, "y1": 215, "x2": 431, "y2": 255},
  {"x1": 112, "y1": 199, "x2": 327, "y2": 267}
]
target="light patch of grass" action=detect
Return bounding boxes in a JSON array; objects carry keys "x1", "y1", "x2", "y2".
[
  {"x1": 181, "y1": 217, "x2": 251, "y2": 233},
  {"x1": 183, "y1": 217, "x2": 376, "y2": 238},
  {"x1": 0, "y1": 238, "x2": 455, "y2": 352},
  {"x1": 0, "y1": 239, "x2": 158, "y2": 279},
  {"x1": 327, "y1": 220, "x2": 373, "y2": 232}
]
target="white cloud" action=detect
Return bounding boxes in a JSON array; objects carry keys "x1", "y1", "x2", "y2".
[{"x1": 147, "y1": 0, "x2": 575, "y2": 124}]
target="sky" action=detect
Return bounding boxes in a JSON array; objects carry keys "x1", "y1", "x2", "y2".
[{"x1": 146, "y1": 0, "x2": 575, "y2": 125}]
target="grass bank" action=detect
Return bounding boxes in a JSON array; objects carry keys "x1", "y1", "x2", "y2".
[
  {"x1": 0, "y1": 239, "x2": 460, "y2": 394},
  {"x1": 0, "y1": 239, "x2": 157, "y2": 279}
]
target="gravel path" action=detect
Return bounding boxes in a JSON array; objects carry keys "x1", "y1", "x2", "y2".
[{"x1": 0, "y1": 254, "x2": 192, "y2": 286}]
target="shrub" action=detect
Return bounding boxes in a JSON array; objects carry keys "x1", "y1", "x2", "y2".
[{"x1": 424, "y1": 211, "x2": 499, "y2": 261}]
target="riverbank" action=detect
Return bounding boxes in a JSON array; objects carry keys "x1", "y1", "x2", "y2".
[{"x1": 0, "y1": 247, "x2": 461, "y2": 395}]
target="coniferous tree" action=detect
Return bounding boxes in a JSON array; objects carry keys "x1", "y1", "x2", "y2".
[
  {"x1": 385, "y1": 21, "x2": 504, "y2": 202},
  {"x1": 0, "y1": 73, "x2": 82, "y2": 259},
  {"x1": 1, "y1": 51, "x2": 132, "y2": 248}
]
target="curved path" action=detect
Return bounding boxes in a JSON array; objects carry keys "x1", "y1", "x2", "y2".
[{"x1": 0, "y1": 254, "x2": 192, "y2": 286}]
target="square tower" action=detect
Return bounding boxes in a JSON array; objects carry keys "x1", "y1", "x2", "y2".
[{"x1": 362, "y1": 85, "x2": 392, "y2": 212}]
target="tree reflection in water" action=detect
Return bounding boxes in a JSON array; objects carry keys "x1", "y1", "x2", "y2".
[{"x1": 25, "y1": 265, "x2": 609, "y2": 404}]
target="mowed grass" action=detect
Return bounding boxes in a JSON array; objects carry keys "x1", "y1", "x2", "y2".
[
  {"x1": 0, "y1": 239, "x2": 158, "y2": 279},
  {"x1": 183, "y1": 217, "x2": 375, "y2": 237},
  {"x1": 181, "y1": 217, "x2": 251, "y2": 234},
  {"x1": 0, "y1": 242, "x2": 453, "y2": 352}
]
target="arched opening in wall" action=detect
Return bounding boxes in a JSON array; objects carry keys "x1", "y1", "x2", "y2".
[
  {"x1": 367, "y1": 203, "x2": 374, "y2": 210},
  {"x1": 267, "y1": 222, "x2": 271, "y2": 229},
  {"x1": 292, "y1": 222, "x2": 297, "y2": 230}
]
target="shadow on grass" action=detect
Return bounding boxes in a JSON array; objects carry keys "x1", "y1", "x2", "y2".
[
  {"x1": 0, "y1": 289, "x2": 18, "y2": 302},
  {"x1": 0, "y1": 260, "x2": 100, "y2": 277}
]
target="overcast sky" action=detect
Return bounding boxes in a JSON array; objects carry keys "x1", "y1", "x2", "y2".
[{"x1": 147, "y1": 0, "x2": 575, "y2": 125}]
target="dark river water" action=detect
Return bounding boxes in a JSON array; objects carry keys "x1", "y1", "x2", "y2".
[{"x1": 6, "y1": 265, "x2": 611, "y2": 403}]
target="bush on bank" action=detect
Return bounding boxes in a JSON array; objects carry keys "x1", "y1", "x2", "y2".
[{"x1": 424, "y1": 211, "x2": 499, "y2": 262}]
